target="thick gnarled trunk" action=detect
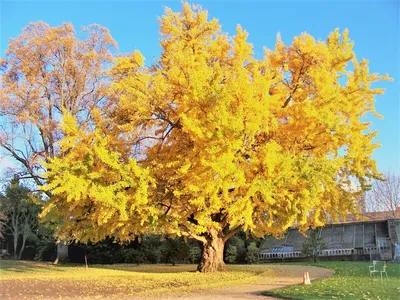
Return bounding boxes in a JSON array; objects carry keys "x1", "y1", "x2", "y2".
[
  {"x1": 197, "y1": 234, "x2": 225, "y2": 272},
  {"x1": 193, "y1": 226, "x2": 242, "y2": 272}
]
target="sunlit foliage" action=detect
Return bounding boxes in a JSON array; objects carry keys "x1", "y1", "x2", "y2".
[{"x1": 40, "y1": 3, "x2": 390, "y2": 271}]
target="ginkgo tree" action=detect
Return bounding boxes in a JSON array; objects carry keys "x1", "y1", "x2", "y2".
[{"x1": 41, "y1": 3, "x2": 391, "y2": 272}]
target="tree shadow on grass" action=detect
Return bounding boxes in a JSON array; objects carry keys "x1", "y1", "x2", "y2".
[
  {"x1": 93, "y1": 263, "x2": 199, "y2": 273},
  {"x1": 0, "y1": 259, "x2": 83, "y2": 274}
]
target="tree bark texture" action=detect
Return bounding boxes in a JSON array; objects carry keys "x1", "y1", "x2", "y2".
[{"x1": 197, "y1": 233, "x2": 225, "y2": 272}]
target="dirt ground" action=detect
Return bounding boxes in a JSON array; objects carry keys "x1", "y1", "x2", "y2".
[{"x1": 0, "y1": 264, "x2": 334, "y2": 300}]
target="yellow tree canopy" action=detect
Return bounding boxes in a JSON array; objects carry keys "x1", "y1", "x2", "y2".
[{"x1": 42, "y1": 3, "x2": 390, "y2": 271}]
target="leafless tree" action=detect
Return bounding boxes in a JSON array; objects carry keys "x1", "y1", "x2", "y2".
[
  {"x1": 366, "y1": 171, "x2": 400, "y2": 218},
  {"x1": 0, "y1": 206, "x2": 7, "y2": 240},
  {"x1": 0, "y1": 176, "x2": 40, "y2": 259}
]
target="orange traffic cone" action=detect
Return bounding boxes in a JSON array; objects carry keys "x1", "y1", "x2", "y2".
[{"x1": 303, "y1": 272, "x2": 311, "y2": 285}]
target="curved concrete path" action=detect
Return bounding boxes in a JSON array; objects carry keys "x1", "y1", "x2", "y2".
[{"x1": 134, "y1": 264, "x2": 334, "y2": 300}]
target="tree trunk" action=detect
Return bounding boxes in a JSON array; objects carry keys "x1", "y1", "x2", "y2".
[
  {"x1": 11, "y1": 212, "x2": 19, "y2": 260},
  {"x1": 13, "y1": 232, "x2": 18, "y2": 260},
  {"x1": 197, "y1": 233, "x2": 225, "y2": 272},
  {"x1": 18, "y1": 235, "x2": 27, "y2": 260}
]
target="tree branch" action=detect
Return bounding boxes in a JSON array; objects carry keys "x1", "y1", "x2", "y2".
[
  {"x1": 178, "y1": 224, "x2": 207, "y2": 244},
  {"x1": 223, "y1": 225, "x2": 243, "y2": 242}
]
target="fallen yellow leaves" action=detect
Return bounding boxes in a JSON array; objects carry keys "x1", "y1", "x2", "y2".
[{"x1": 0, "y1": 261, "x2": 267, "y2": 299}]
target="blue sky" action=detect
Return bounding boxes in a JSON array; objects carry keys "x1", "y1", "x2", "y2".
[{"x1": 0, "y1": 0, "x2": 399, "y2": 175}]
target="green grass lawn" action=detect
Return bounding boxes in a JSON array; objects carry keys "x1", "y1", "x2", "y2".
[
  {"x1": 0, "y1": 260, "x2": 268, "y2": 299},
  {"x1": 262, "y1": 261, "x2": 400, "y2": 300}
]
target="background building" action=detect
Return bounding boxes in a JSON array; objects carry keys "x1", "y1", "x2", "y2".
[{"x1": 259, "y1": 217, "x2": 400, "y2": 261}]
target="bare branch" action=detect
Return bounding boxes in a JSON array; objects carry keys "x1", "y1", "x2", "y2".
[{"x1": 366, "y1": 171, "x2": 400, "y2": 218}]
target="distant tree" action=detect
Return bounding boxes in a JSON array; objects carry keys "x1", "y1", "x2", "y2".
[
  {"x1": 0, "y1": 20, "x2": 116, "y2": 262},
  {"x1": 122, "y1": 248, "x2": 145, "y2": 264},
  {"x1": 302, "y1": 229, "x2": 327, "y2": 262},
  {"x1": 0, "y1": 195, "x2": 7, "y2": 239},
  {"x1": 226, "y1": 235, "x2": 246, "y2": 263},
  {"x1": 141, "y1": 235, "x2": 163, "y2": 264},
  {"x1": 162, "y1": 236, "x2": 189, "y2": 265},
  {"x1": 84, "y1": 239, "x2": 125, "y2": 264},
  {"x1": 0, "y1": 213, "x2": 6, "y2": 239},
  {"x1": 366, "y1": 172, "x2": 400, "y2": 218},
  {"x1": 0, "y1": 176, "x2": 41, "y2": 259},
  {"x1": 34, "y1": 221, "x2": 57, "y2": 261},
  {"x1": 225, "y1": 244, "x2": 237, "y2": 263},
  {"x1": 246, "y1": 242, "x2": 259, "y2": 264},
  {"x1": 189, "y1": 245, "x2": 202, "y2": 264},
  {"x1": 0, "y1": 21, "x2": 116, "y2": 189}
]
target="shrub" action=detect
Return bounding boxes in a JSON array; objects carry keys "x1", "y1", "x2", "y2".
[
  {"x1": 302, "y1": 228, "x2": 327, "y2": 262},
  {"x1": 189, "y1": 246, "x2": 201, "y2": 264},
  {"x1": 246, "y1": 242, "x2": 259, "y2": 264},
  {"x1": 161, "y1": 237, "x2": 189, "y2": 265},
  {"x1": 140, "y1": 235, "x2": 163, "y2": 263},
  {"x1": 226, "y1": 235, "x2": 246, "y2": 263},
  {"x1": 34, "y1": 223, "x2": 57, "y2": 261},
  {"x1": 225, "y1": 245, "x2": 237, "y2": 263},
  {"x1": 123, "y1": 248, "x2": 146, "y2": 264}
]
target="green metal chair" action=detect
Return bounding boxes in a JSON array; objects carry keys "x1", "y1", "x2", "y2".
[
  {"x1": 380, "y1": 264, "x2": 388, "y2": 281},
  {"x1": 369, "y1": 261, "x2": 389, "y2": 281},
  {"x1": 369, "y1": 260, "x2": 378, "y2": 277}
]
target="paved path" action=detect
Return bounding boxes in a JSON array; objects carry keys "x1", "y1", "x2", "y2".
[{"x1": 136, "y1": 265, "x2": 334, "y2": 300}]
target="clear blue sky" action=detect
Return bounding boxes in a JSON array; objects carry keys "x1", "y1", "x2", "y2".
[{"x1": 0, "y1": 0, "x2": 399, "y2": 175}]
